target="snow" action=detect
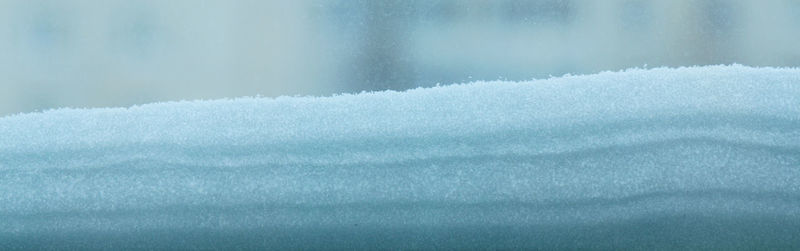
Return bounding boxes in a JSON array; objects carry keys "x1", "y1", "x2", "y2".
[{"x1": 1, "y1": 65, "x2": 800, "y2": 249}]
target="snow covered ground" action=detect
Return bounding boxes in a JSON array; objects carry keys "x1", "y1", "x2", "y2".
[{"x1": 1, "y1": 65, "x2": 800, "y2": 249}]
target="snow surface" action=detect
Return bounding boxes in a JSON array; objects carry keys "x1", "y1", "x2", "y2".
[{"x1": 1, "y1": 65, "x2": 800, "y2": 249}]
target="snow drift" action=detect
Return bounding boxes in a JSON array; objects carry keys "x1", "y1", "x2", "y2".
[{"x1": 1, "y1": 65, "x2": 800, "y2": 249}]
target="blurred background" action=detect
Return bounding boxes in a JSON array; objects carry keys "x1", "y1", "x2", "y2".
[{"x1": 1, "y1": 0, "x2": 799, "y2": 116}]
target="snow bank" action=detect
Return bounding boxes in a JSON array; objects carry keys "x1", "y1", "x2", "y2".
[{"x1": 1, "y1": 65, "x2": 800, "y2": 249}]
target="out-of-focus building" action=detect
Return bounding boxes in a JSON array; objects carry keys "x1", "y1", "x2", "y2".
[
  {"x1": 0, "y1": 0, "x2": 337, "y2": 115},
  {"x1": 1, "y1": 0, "x2": 799, "y2": 115},
  {"x1": 340, "y1": 0, "x2": 800, "y2": 90}
]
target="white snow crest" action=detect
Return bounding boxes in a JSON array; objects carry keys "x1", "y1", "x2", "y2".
[{"x1": 1, "y1": 65, "x2": 800, "y2": 249}]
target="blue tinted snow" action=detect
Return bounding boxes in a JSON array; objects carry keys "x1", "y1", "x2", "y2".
[{"x1": 1, "y1": 65, "x2": 799, "y2": 249}]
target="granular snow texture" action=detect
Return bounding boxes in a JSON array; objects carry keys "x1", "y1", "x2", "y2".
[{"x1": 1, "y1": 65, "x2": 799, "y2": 249}]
